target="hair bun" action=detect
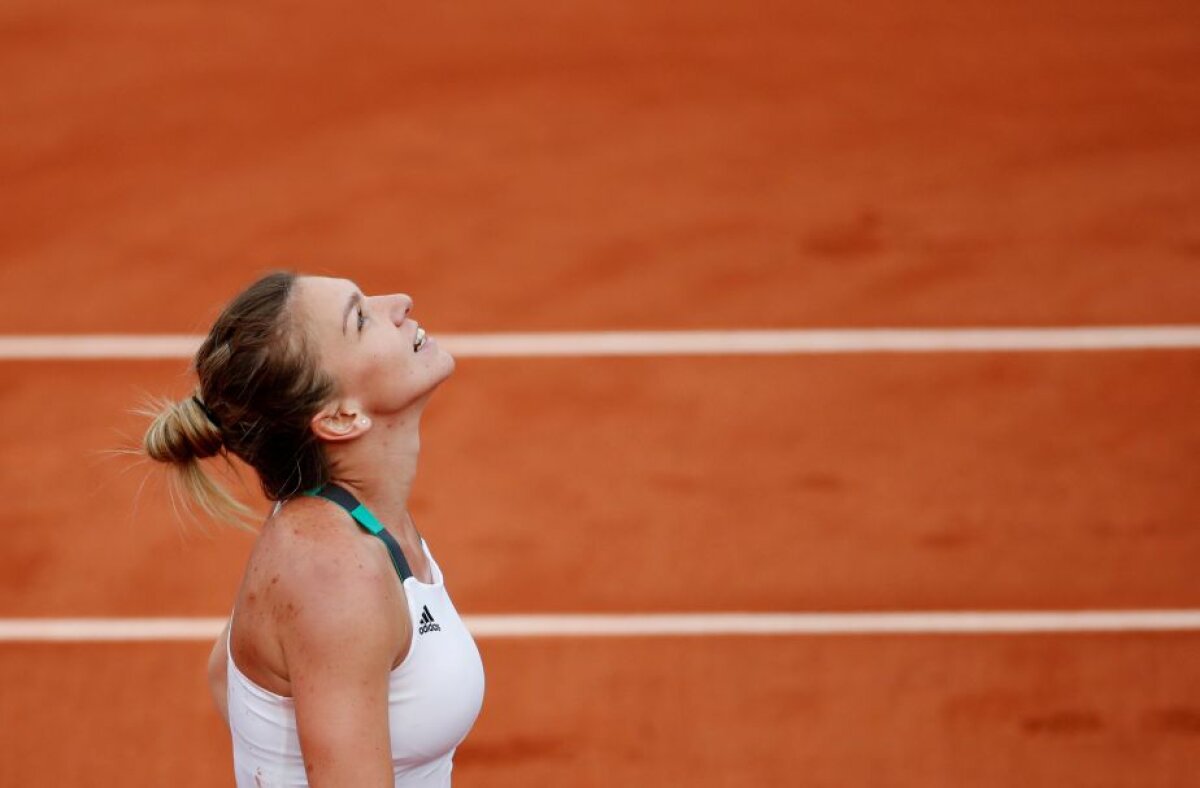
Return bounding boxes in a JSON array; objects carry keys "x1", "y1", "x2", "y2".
[{"x1": 144, "y1": 395, "x2": 224, "y2": 464}]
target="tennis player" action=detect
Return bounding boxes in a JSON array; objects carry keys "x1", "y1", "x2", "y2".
[{"x1": 143, "y1": 272, "x2": 485, "y2": 786}]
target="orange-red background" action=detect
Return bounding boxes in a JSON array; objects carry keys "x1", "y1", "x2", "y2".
[{"x1": 1, "y1": 1, "x2": 1198, "y2": 785}]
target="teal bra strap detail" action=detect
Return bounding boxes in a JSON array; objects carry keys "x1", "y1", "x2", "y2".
[
  {"x1": 302, "y1": 483, "x2": 414, "y2": 581},
  {"x1": 349, "y1": 504, "x2": 385, "y2": 535}
]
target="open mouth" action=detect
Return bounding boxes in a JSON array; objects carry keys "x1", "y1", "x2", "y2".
[{"x1": 413, "y1": 324, "x2": 427, "y2": 352}]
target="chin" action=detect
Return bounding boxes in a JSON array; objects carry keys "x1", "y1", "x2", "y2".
[{"x1": 420, "y1": 351, "x2": 456, "y2": 397}]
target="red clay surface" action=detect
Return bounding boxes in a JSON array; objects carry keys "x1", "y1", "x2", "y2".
[
  {"x1": 2, "y1": 1, "x2": 1199, "y2": 334},
  {"x1": 2, "y1": 353, "x2": 1200, "y2": 618},
  {"x1": 2, "y1": 637, "x2": 1199, "y2": 787},
  {"x1": 2, "y1": 0, "x2": 1199, "y2": 785}
]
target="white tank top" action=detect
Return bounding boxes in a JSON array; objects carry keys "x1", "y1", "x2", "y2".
[{"x1": 226, "y1": 537, "x2": 486, "y2": 787}]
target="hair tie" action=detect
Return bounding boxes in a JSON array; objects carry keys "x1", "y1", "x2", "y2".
[{"x1": 191, "y1": 395, "x2": 223, "y2": 430}]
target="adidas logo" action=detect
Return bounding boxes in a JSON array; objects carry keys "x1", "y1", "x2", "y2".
[{"x1": 418, "y1": 605, "x2": 441, "y2": 635}]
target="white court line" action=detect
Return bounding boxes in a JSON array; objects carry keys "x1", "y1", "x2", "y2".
[
  {"x1": 0, "y1": 327, "x2": 1199, "y2": 359},
  {"x1": 2, "y1": 611, "x2": 1200, "y2": 642}
]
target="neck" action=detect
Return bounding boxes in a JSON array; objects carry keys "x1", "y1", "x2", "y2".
[{"x1": 325, "y1": 411, "x2": 423, "y2": 531}]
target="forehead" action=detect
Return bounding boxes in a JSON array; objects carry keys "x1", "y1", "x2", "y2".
[
  {"x1": 296, "y1": 275, "x2": 359, "y2": 308},
  {"x1": 297, "y1": 275, "x2": 356, "y2": 303},
  {"x1": 293, "y1": 276, "x2": 357, "y2": 331}
]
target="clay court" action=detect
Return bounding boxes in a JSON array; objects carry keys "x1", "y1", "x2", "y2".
[{"x1": 1, "y1": 0, "x2": 1199, "y2": 785}]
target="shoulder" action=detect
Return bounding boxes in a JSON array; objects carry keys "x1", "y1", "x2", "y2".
[
  {"x1": 260, "y1": 497, "x2": 405, "y2": 658},
  {"x1": 265, "y1": 496, "x2": 379, "y2": 572}
]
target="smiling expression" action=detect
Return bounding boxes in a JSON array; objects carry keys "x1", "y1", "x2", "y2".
[{"x1": 292, "y1": 275, "x2": 455, "y2": 419}]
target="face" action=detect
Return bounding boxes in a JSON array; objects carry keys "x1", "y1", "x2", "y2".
[{"x1": 292, "y1": 276, "x2": 455, "y2": 421}]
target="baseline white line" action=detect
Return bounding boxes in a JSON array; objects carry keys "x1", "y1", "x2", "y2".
[
  {"x1": 2, "y1": 611, "x2": 1200, "y2": 642},
  {"x1": 1, "y1": 327, "x2": 1199, "y2": 360}
]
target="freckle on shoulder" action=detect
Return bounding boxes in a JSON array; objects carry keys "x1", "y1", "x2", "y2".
[
  {"x1": 266, "y1": 497, "x2": 354, "y2": 546},
  {"x1": 265, "y1": 500, "x2": 390, "y2": 591}
]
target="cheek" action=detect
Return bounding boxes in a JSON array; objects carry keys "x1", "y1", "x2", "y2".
[
  {"x1": 366, "y1": 346, "x2": 430, "y2": 401},
  {"x1": 345, "y1": 338, "x2": 450, "y2": 412}
]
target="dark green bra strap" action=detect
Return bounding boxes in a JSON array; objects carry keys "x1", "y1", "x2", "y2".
[{"x1": 303, "y1": 483, "x2": 414, "y2": 582}]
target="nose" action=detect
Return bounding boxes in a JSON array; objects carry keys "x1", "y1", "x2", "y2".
[{"x1": 389, "y1": 293, "x2": 413, "y2": 326}]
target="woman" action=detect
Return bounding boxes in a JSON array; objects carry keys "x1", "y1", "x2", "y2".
[{"x1": 143, "y1": 271, "x2": 485, "y2": 787}]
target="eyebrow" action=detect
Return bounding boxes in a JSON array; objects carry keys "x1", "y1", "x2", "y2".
[{"x1": 341, "y1": 291, "x2": 363, "y2": 336}]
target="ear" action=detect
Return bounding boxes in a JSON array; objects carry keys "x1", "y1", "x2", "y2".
[{"x1": 310, "y1": 404, "x2": 372, "y2": 443}]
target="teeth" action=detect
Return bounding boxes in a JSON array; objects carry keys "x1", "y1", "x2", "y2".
[{"x1": 413, "y1": 325, "x2": 427, "y2": 351}]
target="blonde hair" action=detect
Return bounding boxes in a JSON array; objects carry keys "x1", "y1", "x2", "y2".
[
  {"x1": 141, "y1": 272, "x2": 336, "y2": 526},
  {"x1": 143, "y1": 394, "x2": 254, "y2": 525}
]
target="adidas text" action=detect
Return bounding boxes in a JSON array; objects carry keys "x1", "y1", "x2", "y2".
[{"x1": 419, "y1": 606, "x2": 442, "y2": 635}]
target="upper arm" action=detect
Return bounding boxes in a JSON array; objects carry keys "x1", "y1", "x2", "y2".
[
  {"x1": 279, "y1": 549, "x2": 405, "y2": 788},
  {"x1": 207, "y1": 618, "x2": 231, "y2": 726}
]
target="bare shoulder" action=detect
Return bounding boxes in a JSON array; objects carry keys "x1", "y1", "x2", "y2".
[{"x1": 257, "y1": 497, "x2": 405, "y2": 658}]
